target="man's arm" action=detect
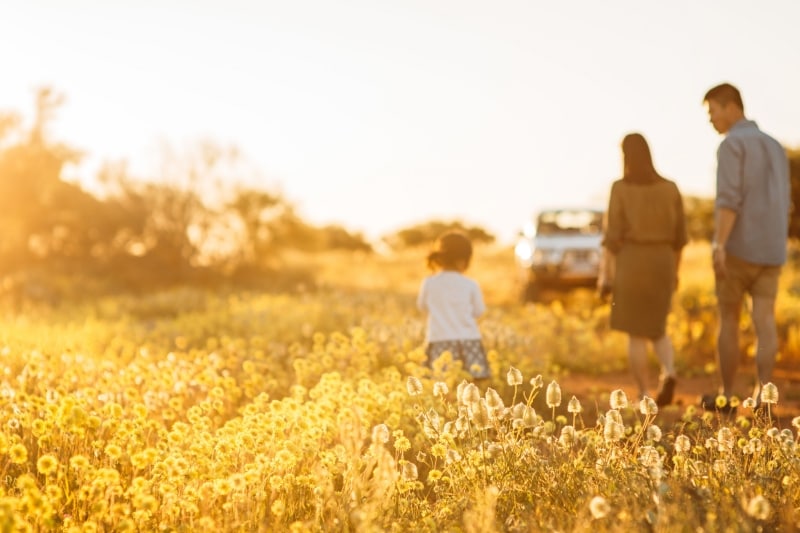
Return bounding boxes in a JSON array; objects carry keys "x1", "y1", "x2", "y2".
[
  {"x1": 713, "y1": 138, "x2": 742, "y2": 279},
  {"x1": 712, "y1": 207, "x2": 737, "y2": 278}
]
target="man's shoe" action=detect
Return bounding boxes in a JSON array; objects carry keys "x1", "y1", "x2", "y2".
[{"x1": 655, "y1": 376, "x2": 677, "y2": 407}]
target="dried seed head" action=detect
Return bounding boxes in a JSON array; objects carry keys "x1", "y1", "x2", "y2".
[
  {"x1": 745, "y1": 495, "x2": 771, "y2": 521},
  {"x1": 485, "y1": 387, "x2": 505, "y2": 412},
  {"x1": 507, "y1": 367, "x2": 523, "y2": 386},
  {"x1": 446, "y1": 449, "x2": 462, "y2": 464},
  {"x1": 401, "y1": 461, "x2": 418, "y2": 481},
  {"x1": 470, "y1": 399, "x2": 492, "y2": 430},
  {"x1": 717, "y1": 427, "x2": 735, "y2": 451},
  {"x1": 460, "y1": 383, "x2": 481, "y2": 406},
  {"x1": 638, "y1": 446, "x2": 661, "y2": 468},
  {"x1": 522, "y1": 405, "x2": 538, "y2": 428},
  {"x1": 589, "y1": 496, "x2": 610, "y2": 519},
  {"x1": 606, "y1": 409, "x2": 623, "y2": 426},
  {"x1": 421, "y1": 409, "x2": 441, "y2": 438},
  {"x1": 486, "y1": 443, "x2": 502, "y2": 458},
  {"x1": 604, "y1": 419, "x2": 624, "y2": 442},
  {"x1": 609, "y1": 389, "x2": 628, "y2": 410},
  {"x1": 456, "y1": 379, "x2": 469, "y2": 400},
  {"x1": 406, "y1": 376, "x2": 423, "y2": 396},
  {"x1": 748, "y1": 437, "x2": 763, "y2": 454},
  {"x1": 546, "y1": 381, "x2": 562, "y2": 408},
  {"x1": 559, "y1": 425, "x2": 576, "y2": 447},
  {"x1": 646, "y1": 425, "x2": 662, "y2": 442},
  {"x1": 639, "y1": 396, "x2": 658, "y2": 416},
  {"x1": 761, "y1": 382, "x2": 779, "y2": 404},
  {"x1": 371, "y1": 424, "x2": 390, "y2": 444},
  {"x1": 568, "y1": 395, "x2": 582, "y2": 414},
  {"x1": 674, "y1": 435, "x2": 691, "y2": 453},
  {"x1": 433, "y1": 381, "x2": 449, "y2": 398}
]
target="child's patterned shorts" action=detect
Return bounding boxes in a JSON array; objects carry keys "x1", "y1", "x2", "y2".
[{"x1": 424, "y1": 339, "x2": 490, "y2": 379}]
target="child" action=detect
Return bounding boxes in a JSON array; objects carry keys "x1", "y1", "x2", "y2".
[{"x1": 417, "y1": 230, "x2": 490, "y2": 380}]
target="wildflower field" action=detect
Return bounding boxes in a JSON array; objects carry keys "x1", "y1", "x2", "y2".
[{"x1": 2, "y1": 242, "x2": 800, "y2": 532}]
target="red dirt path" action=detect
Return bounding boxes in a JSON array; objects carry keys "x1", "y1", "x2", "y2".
[{"x1": 556, "y1": 367, "x2": 800, "y2": 424}]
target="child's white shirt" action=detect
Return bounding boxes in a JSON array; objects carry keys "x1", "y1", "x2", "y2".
[{"x1": 417, "y1": 271, "x2": 485, "y2": 343}]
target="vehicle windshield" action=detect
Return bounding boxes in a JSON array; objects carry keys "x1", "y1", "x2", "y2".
[{"x1": 536, "y1": 209, "x2": 603, "y2": 236}]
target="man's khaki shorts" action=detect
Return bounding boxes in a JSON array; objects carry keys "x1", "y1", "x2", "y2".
[{"x1": 715, "y1": 253, "x2": 782, "y2": 304}]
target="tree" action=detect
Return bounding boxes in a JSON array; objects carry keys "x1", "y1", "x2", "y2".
[
  {"x1": 683, "y1": 195, "x2": 714, "y2": 242},
  {"x1": 0, "y1": 88, "x2": 377, "y2": 297},
  {"x1": 0, "y1": 88, "x2": 93, "y2": 272},
  {"x1": 317, "y1": 225, "x2": 372, "y2": 252},
  {"x1": 383, "y1": 220, "x2": 495, "y2": 249},
  {"x1": 683, "y1": 146, "x2": 800, "y2": 243}
]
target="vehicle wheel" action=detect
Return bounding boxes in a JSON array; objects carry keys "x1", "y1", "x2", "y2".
[{"x1": 521, "y1": 281, "x2": 540, "y2": 303}]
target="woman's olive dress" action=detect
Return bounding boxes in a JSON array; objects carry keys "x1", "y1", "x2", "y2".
[{"x1": 604, "y1": 177, "x2": 688, "y2": 339}]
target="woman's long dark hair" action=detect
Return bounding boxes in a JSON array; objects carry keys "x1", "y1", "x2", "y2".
[{"x1": 622, "y1": 133, "x2": 661, "y2": 184}]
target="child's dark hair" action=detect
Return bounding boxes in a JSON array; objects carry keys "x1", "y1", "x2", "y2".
[{"x1": 426, "y1": 231, "x2": 473, "y2": 270}]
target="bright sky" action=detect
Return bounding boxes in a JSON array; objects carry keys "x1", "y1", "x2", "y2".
[{"x1": 2, "y1": 1, "x2": 799, "y2": 244}]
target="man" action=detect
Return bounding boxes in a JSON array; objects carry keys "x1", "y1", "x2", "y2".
[{"x1": 702, "y1": 82, "x2": 791, "y2": 410}]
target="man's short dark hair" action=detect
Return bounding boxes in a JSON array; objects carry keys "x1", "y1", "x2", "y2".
[{"x1": 704, "y1": 83, "x2": 744, "y2": 111}]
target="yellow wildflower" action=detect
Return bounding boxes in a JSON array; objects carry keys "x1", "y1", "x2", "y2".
[
  {"x1": 36, "y1": 454, "x2": 58, "y2": 475},
  {"x1": 9, "y1": 443, "x2": 28, "y2": 464}
]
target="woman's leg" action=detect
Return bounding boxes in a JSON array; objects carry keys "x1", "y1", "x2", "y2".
[
  {"x1": 652, "y1": 334, "x2": 678, "y2": 406},
  {"x1": 652, "y1": 334, "x2": 676, "y2": 378},
  {"x1": 628, "y1": 336, "x2": 649, "y2": 399}
]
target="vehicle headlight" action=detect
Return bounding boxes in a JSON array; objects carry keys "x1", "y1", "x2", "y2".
[{"x1": 514, "y1": 240, "x2": 533, "y2": 264}]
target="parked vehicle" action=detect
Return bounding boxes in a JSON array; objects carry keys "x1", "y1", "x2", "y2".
[{"x1": 514, "y1": 207, "x2": 604, "y2": 302}]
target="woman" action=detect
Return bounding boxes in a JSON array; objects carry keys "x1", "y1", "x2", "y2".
[{"x1": 599, "y1": 133, "x2": 688, "y2": 406}]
